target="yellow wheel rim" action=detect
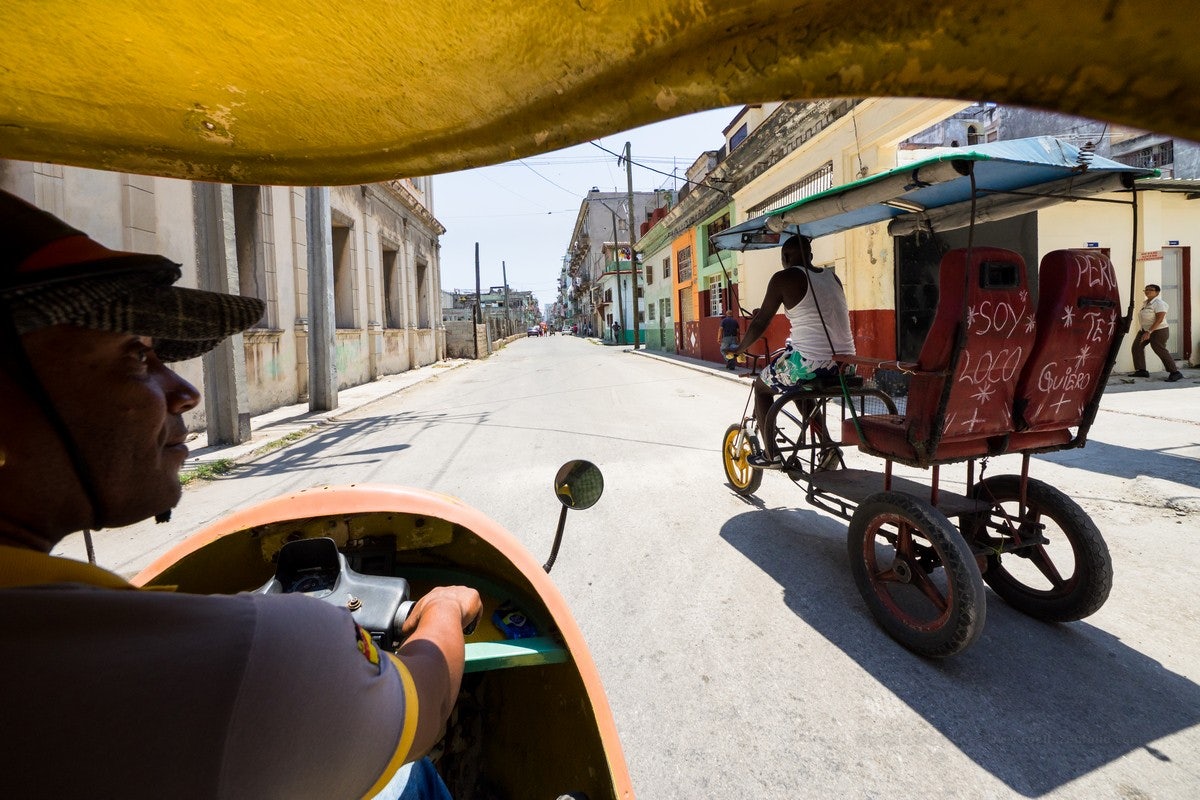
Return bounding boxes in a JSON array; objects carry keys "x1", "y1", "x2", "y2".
[{"x1": 724, "y1": 429, "x2": 754, "y2": 488}]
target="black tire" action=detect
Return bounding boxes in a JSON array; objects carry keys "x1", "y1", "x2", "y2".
[
  {"x1": 966, "y1": 475, "x2": 1112, "y2": 622},
  {"x1": 722, "y1": 423, "x2": 763, "y2": 496},
  {"x1": 848, "y1": 491, "x2": 985, "y2": 658}
]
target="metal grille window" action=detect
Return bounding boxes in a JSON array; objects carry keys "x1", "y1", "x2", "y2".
[
  {"x1": 677, "y1": 245, "x2": 692, "y2": 281},
  {"x1": 648, "y1": 303, "x2": 656, "y2": 321},
  {"x1": 747, "y1": 161, "x2": 834, "y2": 217},
  {"x1": 662, "y1": 255, "x2": 671, "y2": 279},
  {"x1": 1115, "y1": 141, "x2": 1174, "y2": 170},
  {"x1": 646, "y1": 262, "x2": 654, "y2": 284},
  {"x1": 709, "y1": 283, "x2": 725, "y2": 316},
  {"x1": 661, "y1": 298, "x2": 671, "y2": 318}
]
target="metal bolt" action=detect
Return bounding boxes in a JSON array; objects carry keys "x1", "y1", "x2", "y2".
[{"x1": 346, "y1": 594, "x2": 362, "y2": 611}]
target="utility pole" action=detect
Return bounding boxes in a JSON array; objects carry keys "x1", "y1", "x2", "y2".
[
  {"x1": 625, "y1": 141, "x2": 640, "y2": 350},
  {"x1": 502, "y1": 260, "x2": 511, "y2": 336},
  {"x1": 474, "y1": 242, "x2": 482, "y2": 358},
  {"x1": 610, "y1": 207, "x2": 624, "y2": 345}
]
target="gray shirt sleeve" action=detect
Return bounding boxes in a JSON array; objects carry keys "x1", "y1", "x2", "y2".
[{"x1": 218, "y1": 594, "x2": 414, "y2": 799}]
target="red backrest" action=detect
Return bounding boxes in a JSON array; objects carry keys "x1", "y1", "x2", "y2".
[
  {"x1": 905, "y1": 247, "x2": 1036, "y2": 443},
  {"x1": 1013, "y1": 250, "x2": 1120, "y2": 432}
]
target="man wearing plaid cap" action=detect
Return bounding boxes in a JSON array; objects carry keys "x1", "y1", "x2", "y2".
[{"x1": 0, "y1": 189, "x2": 477, "y2": 799}]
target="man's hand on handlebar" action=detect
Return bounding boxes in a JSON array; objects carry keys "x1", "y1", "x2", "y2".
[{"x1": 401, "y1": 585, "x2": 483, "y2": 638}]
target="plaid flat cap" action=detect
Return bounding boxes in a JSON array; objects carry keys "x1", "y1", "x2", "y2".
[{"x1": 1, "y1": 189, "x2": 264, "y2": 361}]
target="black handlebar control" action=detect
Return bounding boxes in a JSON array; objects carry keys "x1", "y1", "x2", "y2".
[{"x1": 255, "y1": 537, "x2": 412, "y2": 649}]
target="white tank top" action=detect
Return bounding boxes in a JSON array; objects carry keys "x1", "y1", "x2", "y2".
[{"x1": 783, "y1": 266, "x2": 855, "y2": 368}]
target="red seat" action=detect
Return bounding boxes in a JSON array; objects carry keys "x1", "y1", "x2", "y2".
[
  {"x1": 843, "y1": 247, "x2": 1036, "y2": 466},
  {"x1": 1007, "y1": 249, "x2": 1120, "y2": 451}
]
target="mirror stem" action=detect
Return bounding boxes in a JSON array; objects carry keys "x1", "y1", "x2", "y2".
[{"x1": 543, "y1": 505, "x2": 569, "y2": 572}]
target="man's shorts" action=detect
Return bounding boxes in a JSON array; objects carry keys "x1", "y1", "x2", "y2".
[{"x1": 764, "y1": 343, "x2": 820, "y2": 391}]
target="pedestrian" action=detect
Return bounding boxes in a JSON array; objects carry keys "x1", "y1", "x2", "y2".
[
  {"x1": 719, "y1": 308, "x2": 741, "y2": 370},
  {"x1": 611, "y1": 319, "x2": 621, "y2": 343},
  {"x1": 1129, "y1": 284, "x2": 1183, "y2": 382}
]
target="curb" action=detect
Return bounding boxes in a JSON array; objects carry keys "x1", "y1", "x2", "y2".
[{"x1": 628, "y1": 348, "x2": 752, "y2": 384}]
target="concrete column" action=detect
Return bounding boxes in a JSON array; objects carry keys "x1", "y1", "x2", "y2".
[
  {"x1": 194, "y1": 183, "x2": 252, "y2": 445},
  {"x1": 306, "y1": 187, "x2": 338, "y2": 411}
]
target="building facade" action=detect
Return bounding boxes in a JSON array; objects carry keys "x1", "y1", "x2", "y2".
[
  {"x1": 633, "y1": 100, "x2": 1200, "y2": 373},
  {"x1": 1, "y1": 160, "x2": 445, "y2": 439},
  {"x1": 563, "y1": 189, "x2": 663, "y2": 342}
]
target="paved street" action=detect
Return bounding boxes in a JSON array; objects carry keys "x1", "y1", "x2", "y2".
[{"x1": 60, "y1": 336, "x2": 1200, "y2": 799}]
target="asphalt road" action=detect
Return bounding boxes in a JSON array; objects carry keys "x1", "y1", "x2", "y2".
[{"x1": 70, "y1": 336, "x2": 1200, "y2": 799}]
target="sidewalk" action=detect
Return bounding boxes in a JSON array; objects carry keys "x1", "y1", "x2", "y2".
[
  {"x1": 628, "y1": 345, "x2": 1200, "y2": 393},
  {"x1": 182, "y1": 359, "x2": 471, "y2": 470}
]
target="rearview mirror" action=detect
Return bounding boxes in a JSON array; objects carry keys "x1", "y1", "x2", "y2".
[{"x1": 553, "y1": 460, "x2": 604, "y2": 510}]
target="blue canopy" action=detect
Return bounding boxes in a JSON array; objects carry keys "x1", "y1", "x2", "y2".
[{"x1": 711, "y1": 137, "x2": 1157, "y2": 251}]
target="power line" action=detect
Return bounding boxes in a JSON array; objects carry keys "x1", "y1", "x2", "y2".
[
  {"x1": 440, "y1": 209, "x2": 575, "y2": 220},
  {"x1": 518, "y1": 159, "x2": 580, "y2": 197},
  {"x1": 479, "y1": 171, "x2": 546, "y2": 207},
  {"x1": 491, "y1": 154, "x2": 684, "y2": 166},
  {"x1": 588, "y1": 140, "x2": 731, "y2": 196}
]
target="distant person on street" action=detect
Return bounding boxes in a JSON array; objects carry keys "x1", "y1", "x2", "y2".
[
  {"x1": 719, "y1": 309, "x2": 741, "y2": 370},
  {"x1": 611, "y1": 319, "x2": 621, "y2": 343},
  {"x1": 1130, "y1": 284, "x2": 1183, "y2": 382}
]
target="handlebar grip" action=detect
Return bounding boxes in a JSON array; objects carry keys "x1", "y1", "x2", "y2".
[{"x1": 395, "y1": 600, "x2": 481, "y2": 638}]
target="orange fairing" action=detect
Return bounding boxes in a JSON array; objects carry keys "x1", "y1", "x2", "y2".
[{"x1": 133, "y1": 484, "x2": 633, "y2": 799}]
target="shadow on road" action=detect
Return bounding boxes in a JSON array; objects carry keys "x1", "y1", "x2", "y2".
[
  {"x1": 239, "y1": 417, "x2": 414, "y2": 475},
  {"x1": 719, "y1": 506, "x2": 1200, "y2": 797},
  {"x1": 1035, "y1": 438, "x2": 1200, "y2": 486}
]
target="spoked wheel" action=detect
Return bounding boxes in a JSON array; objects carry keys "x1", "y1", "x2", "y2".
[
  {"x1": 722, "y1": 423, "x2": 763, "y2": 496},
  {"x1": 848, "y1": 491, "x2": 985, "y2": 657},
  {"x1": 770, "y1": 395, "x2": 843, "y2": 482},
  {"x1": 966, "y1": 475, "x2": 1112, "y2": 621}
]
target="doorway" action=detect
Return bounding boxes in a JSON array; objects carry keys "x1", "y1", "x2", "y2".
[{"x1": 1160, "y1": 247, "x2": 1189, "y2": 361}]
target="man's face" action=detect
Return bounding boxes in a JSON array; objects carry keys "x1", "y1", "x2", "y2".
[{"x1": 0, "y1": 326, "x2": 200, "y2": 544}]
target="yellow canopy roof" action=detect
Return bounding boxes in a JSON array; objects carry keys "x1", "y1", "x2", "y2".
[{"x1": 1, "y1": 1, "x2": 1196, "y2": 185}]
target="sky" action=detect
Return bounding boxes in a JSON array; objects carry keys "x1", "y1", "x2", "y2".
[{"x1": 431, "y1": 107, "x2": 741, "y2": 303}]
